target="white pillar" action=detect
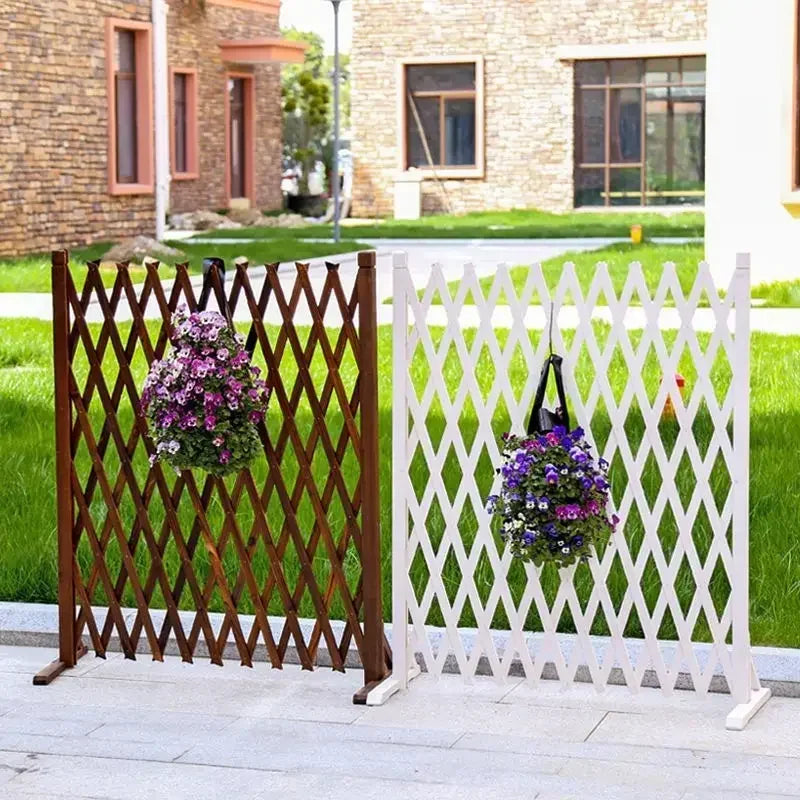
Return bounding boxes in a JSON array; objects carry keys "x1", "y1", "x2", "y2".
[
  {"x1": 152, "y1": 0, "x2": 170, "y2": 241},
  {"x1": 706, "y1": 0, "x2": 800, "y2": 284}
]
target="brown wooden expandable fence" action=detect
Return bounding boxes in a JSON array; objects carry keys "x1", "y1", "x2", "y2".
[{"x1": 35, "y1": 249, "x2": 390, "y2": 701}]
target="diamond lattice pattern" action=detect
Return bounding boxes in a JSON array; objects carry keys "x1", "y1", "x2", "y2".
[
  {"x1": 65, "y1": 259, "x2": 386, "y2": 673},
  {"x1": 396, "y1": 260, "x2": 750, "y2": 695}
]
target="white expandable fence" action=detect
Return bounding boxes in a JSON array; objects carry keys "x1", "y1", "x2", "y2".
[{"x1": 384, "y1": 251, "x2": 769, "y2": 730}]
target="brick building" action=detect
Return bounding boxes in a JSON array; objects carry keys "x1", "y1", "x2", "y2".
[
  {"x1": 350, "y1": 0, "x2": 707, "y2": 217},
  {"x1": 0, "y1": 0, "x2": 304, "y2": 257}
]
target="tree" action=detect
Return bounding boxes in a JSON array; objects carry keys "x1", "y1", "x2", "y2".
[{"x1": 281, "y1": 29, "x2": 330, "y2": 195}]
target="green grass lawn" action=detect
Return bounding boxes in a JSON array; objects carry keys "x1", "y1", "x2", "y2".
[
  {"x1": 752, "y1": 277, "x2": 800, "y2": 307},
  {"x1": 431, "y1": 242, "x2": 800, "y2": 308},
  {"x1": 0, "y1": 240, "x2": 369, "y2": 294},
  {"x1": 194, "y1": 208, "x2": 705, "y2": 241},
  {"x1": 1, "y1": 317, "x2": 799, "y2": 648}
]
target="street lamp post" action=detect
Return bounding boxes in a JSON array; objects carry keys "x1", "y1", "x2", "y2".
[{"x1": 326, "y1": 0, "x2": 343, "y2": 243}]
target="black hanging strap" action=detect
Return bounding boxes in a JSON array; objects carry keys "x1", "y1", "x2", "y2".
[
  {"x1": 198, "y1": 257, "x2": 235, "y2": 331},
  {"x1": 526, "y1": 301, "x2": 570, "y2": 435}
]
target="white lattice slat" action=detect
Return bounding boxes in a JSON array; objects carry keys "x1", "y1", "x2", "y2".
[{"x1": 386, "y1": 251, "x2": 770, "y2": 729}]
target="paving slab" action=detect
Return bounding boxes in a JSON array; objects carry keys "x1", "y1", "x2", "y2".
[
  {"x1": 178, "y1": 734, "x2": 567, "y2": 785},
  {"x1": 0, "y1": 751, "x2": 30, "y2": 788},
  {"x1": 4, "y1": 656, "x2": 365, "y2": 725},
  {"x1": 2, "y1": 645, "x2": 800, "y2": 799},
  {"x1": 354, "y1": 690, "x2": 606, "y2": 741},
  {"x1": 225, "y1": 716, "x2": 462, "y2": 748},
  {"x1": 0, "y1": 731, "x2": 189, "y2": 764},
  {"x1": 86, "y1": 712, "x2": 239, "y2": 745},
  {"x1": 589, "y1": 698, "x2": 800, "y2": 758},
  {"x1": 455, "y1": 731, "x2": 800, "y2": 776},
  {"x1": 0, "y1": 709, "x2": 105, "y2": 738},
  {"x1": 3, "y1": 751, "x2": 301, "y2": 800},
  {"x1": 558, "y1": 753, "x2": 800, "y2": 796},
  {"x1": 680, "y1": 792, "x2": 797, "y2": 800},
  {"x1": 388, "y1": 671, "x2": 522, "y2": 702},
  {"x1": 502, "y1": 675, "x2": 738, "y2": 714},
  {"x1": 0, "y1": 645, "x2": 118, "y2": 677}
]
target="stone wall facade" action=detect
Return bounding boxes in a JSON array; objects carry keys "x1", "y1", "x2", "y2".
[
  {"x1": 350, "y1": 0, "x2": 707, "y2": 218},
  {"x1": 0, "y1": 0, "x2": 284, "y2": 258}
]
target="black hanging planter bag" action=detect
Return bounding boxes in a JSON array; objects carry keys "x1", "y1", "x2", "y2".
[{"x1": 527, "y1": 353, "x2": 570, "y2": 436}]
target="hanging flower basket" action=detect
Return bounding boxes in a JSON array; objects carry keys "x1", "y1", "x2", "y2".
[
  {"x1": 486, "y1": 426, "x2": 617, "y2": 568},
  {"x1": 141, "y1": 308, "x2": 269, "y2": 476}
]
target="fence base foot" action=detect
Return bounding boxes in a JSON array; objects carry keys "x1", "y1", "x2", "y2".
[
  {"x1": 33, "y1": 641, "x2": 88, "y2": 686},
  {"x1": 725, "y1": 687, "x2": 771, "y2": 731},
  {"x1": 353, "y1": 663, "x2": 421, "y2": 706}
]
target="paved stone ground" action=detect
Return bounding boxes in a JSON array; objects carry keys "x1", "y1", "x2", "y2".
[{"x1": 1, "y1": 645, "x2": 799, "y2": 799}]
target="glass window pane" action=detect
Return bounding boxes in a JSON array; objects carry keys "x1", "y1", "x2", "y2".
[
  {"x1": 610, "y1": 167, "x2": 641, "y2": 205},
  {"x1": 575, "y1": 167, "x2": 605, "y2": 206},
  {"x1": 575, "y1": 60, "x2": 606, "y2": 85},
  {"x1": 681, "y1": 56, "x2": 706, "y2": 84},
  {"x1": 174, "y1": 73, "x2": 186, "y2": 105},
  {"x1": 116, "y1": 75, "x2": 137, "y2": 183},
  {"x1": 174, "y1": 74, "x2": 187, "y2": 173},
  {"x1": 406, "y1": 64, "x2": 475, "y2": 93},
  {"x1": 407, "y1": 96, "x2": 441, "y2": 166},
  {"x1": 229, "y1": 78, "x2": 246, "y2": 198},
  {"x1": 669, "y1": 85, "x2": 706, "y2": 101},
  {"x1": 645, "y1": 58, "x2": 680, "y2": 85},
  {"x1": 610, "y1": 88, "x2": 641, "y2": 163},
  {"x1": 175, "y1": 113, "x2": 186, "y2": 173},
  {"x1": 576, "y1": 89, "x2": 606, "y2": 163},
  {"x1": 230, "y1": 77, "x2": 244, "y2": 106},
  {"x1": 670, "y1": 96, "x2": 705, "y2": 203},
  {"x1": 645, "y1": 88, "x2": 668, "y2": 198},
  {"x1": 610, "y1": 59, "x2": 641, "y2": 84},
  {"x1": 645, "y1": 88, "x2": 705, "y2": 205},
  {"x1": 116, "y1": 30, "x2": 136, "y2": 73},
  {"x1": 444, "y1": 98, "x2": 475, "y2": 166}
]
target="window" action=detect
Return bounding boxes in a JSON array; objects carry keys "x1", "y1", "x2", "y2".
[
  {"x1": 171, "y1": 69, "x2": 198, "y2": 179},
  {"x1": 229, "y1": 78, "x2": 246, "y2": 198},
  {"x1": 106, "y1": 19, "x2": 153, "y2": 194},
  {"x1": 574, "y1": 57, "x2": 705, "y2": 206},
  {"x1": 225, "y1": 73, "x2": 255, "y2": 202},
  {"x1": 115, "y1": 31, "x2": 138, "y2": 184},
  {"x1": 402, "y1": 59, "x2": 484, "y2": 176}
]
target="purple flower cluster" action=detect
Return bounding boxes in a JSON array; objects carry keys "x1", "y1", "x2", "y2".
[
  {"x1": 486, "y1": 426, "x2": 617, "y2": 568},
  {"x1": 141, "y1": 308, "x2": 269, "y2": 476}
]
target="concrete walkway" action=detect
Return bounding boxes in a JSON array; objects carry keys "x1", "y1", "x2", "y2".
[
  {"x1": 1, "y1": 645, "x2": 798, "y2": 799},
  {"x1": 1, "y1": 239, "x2": 607, "y2": 322},
  {"x1": 0, "y1": 239, "x2": 800, "y2": 334},
  {"x1": 1, "y1": 239, "x2": 798, "y2": 334}
]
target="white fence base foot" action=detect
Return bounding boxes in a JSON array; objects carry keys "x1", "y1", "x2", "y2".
[
  {"x1": 725, "y1": 687, "x2": 771, "y2": 731},
  {"x1": 365, "y1": 664, "x2": 422, "y2": 706}
]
